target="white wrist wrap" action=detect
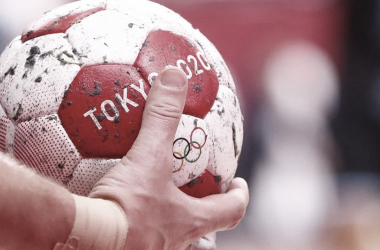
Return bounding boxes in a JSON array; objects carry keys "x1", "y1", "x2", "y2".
[{"x1": 54, "y1": 194, "x2": 128, "y2": 250}]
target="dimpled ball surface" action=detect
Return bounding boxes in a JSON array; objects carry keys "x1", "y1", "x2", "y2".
[{"x1": 0, "y1": 0, "x2": 243, "y2": 198}]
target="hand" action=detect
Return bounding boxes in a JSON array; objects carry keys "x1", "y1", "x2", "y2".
[{"x1": 89, "y1": 66, "x2": 249, "y2": 250}]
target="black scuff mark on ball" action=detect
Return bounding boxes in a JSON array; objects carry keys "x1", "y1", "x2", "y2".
[
  {"x1": 188, "y1": 173, "x2": 196, "y2": 180},
  {"x1": 214, "y1": 175, "x2": 222, "y2": 184},
  {"x1": 22, "y1": 72, "x2": 28, "y2": 79},
  {"x1": 57, "y1": 163, "x2": 65, "y2": 169},
  {"x1": 97, "y1": 114, "x2": 106, "y2": 122},
  {"x1": 26, "y1": 30, "x2": 34, "y2": 38},
  {"x1": 232, "y1": 123, "x2": 238, "y2": 158},
  {"x1": 35, "y1": 76, "x2": 42, "y2": 83},
  {"x1": 196, "y1": 41, "x2": 204, "y2": 50},
  {"x1": 114, "y1": 79, "x2": 120, "y2": 85},
  {"x1": 87, "y1": 81, "x2": 102, "y2": 96},
  {"x1": 25, "y1": 57, "x2": 36, "y2": 69},
  {"x1": 46, "y1": 115, "x2": 57, "y2": 121},
  {"x1": 114, "y1": 116, "x2": 120, "y2": 123},
  {"x1": 40, "y1": 51, "x2": 53, "y2": 59},
  {"x1": 115, "y1": 96, "x2": 122, "y2": 104},
  {"x1": 66, "y1": 101, "x2": 72, "y2": 106},
  {"x1": 143, "y1": 41, "x2": 150, "y2": 47},
  {"x1": 48, "y1": 20, "x2": 58, "y2": 32},
  {"x1": 193, "y1": 119, "x2": 198, "y2": 127},
  {"x1": 63, "y1": 89, "x2": 71, "y2": 98},
  {"x1": 131, "y1": 128, "x2": 135, "y2": 134},
  {"x1": 217, "y1": 108, "x2": 225, "y2": 116},
  {"x1": 193, "y1": 84, "x2": 202, "y2": 93},
  {"x1": 115, "y1": 132, "x2": 120, "y2": 138},
  {"x1": 12, "y1": 104, "x2": 22, "y2": 121},
  {"x1": 188, "y1": 178, "x2": 198, "y2": 188},
  {"x1": 42, "y1": 127, "x2": 46, "y2": 132},
  {"x1": 4, "y1": 66, "x2": 16, "y2": 77},
  {"x1": 102, "y1": 130, "x2": 109, "y2": 142},
  {"x1": 187, "y1": 40, "x2": 194, "y2": 47},
  {"x1": 30, "y1": 46, "x2": 40, "y2": 56},
  {"x1": 130, "y1": 23, "x2": 144, "y2": 29},
  {"x1": 25, "y1": 46, "x2": 41, "y2": 69},
  {"x1": 103, "y1": 55, "x2": 108, "y2": 63}
]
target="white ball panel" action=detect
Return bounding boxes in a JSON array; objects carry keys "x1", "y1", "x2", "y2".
[
  {"x1": 13, "y1": 114, "x2": 82, "y2": 184},
  {"x1": 194, "y1": 30, "x2": 236, "y2": 92},
  {"x1": 107, "y1": 0, "x2": 195, "y2": 39},
  {"x1": 27, "y1": 0, "x2": 107, "y2": 30},
  {"x1": 0, "y1": 34, "x2": 80, "y2": 122},
  {"x1": 0, "y1": 37, "x2": 23, "y2": 102},
  {"x1": 172, "y1": 114, "x2": 209, "y2": 187},
  {"x1": 205, "y1": 85, "x2": 243, "y2": 182},
  {"x1": 66, "y1": 10, "x2": 150, "y2": 65},
  {"x1": 67, "y1": 158, "x2": 120, "y2": 196}
]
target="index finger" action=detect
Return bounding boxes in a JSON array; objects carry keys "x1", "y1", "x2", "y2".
[{"x1": 196, "y1": 177, "x2": 249, "y2": 233}]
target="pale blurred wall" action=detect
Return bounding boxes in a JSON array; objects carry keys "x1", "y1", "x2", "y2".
[{"x1": 0, "y1": 0, "x2": 71, "y2": 50}]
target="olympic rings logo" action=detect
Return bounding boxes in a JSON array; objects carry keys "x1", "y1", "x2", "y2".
[{"x1": 172, "y1": 127, "x2": 207, "y2": 173}]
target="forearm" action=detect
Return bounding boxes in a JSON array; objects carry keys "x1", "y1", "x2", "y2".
[{"x1": 0, "y1": 153, "x2": 75, "y2": 250}]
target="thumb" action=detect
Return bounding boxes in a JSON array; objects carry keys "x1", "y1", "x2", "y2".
[{"x1": 126, "y1": 66, "x2": 188, "y2": 167}]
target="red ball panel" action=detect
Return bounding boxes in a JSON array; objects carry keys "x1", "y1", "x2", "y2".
[
  {"x1": 178, "y1": 170, "x2": 222, "y2": 198},
  {"x1": 135, "y1": 30, "x2": 219, "y2": 119},
  {"x1": 21, "y1": 4, "x2": 106, "y2": 43},
  {"x1": 58, "y1": 64, "x2": 150, "y2": 158}
]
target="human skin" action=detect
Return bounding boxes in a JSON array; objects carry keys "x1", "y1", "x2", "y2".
[{"x1": 0, "y1": 67, "x2": 249, "y2": 250}]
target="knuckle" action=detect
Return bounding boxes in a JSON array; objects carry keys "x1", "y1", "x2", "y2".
[{"x1": 147, "y1": 100, "x2": 182, "y2": 121}]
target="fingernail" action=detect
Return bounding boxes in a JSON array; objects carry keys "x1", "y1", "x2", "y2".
[{"x1": 161, "y1": 69, "x2": 186, "y2": 88}]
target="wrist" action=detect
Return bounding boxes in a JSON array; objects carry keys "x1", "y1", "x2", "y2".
[{"x1": 54, "y1": 194, "x2": 128, "y2": 250}]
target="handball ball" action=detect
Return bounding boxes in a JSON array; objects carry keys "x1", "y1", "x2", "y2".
[{"x1": 0, "y1": 0, "x2": 243, "y2": 198}]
